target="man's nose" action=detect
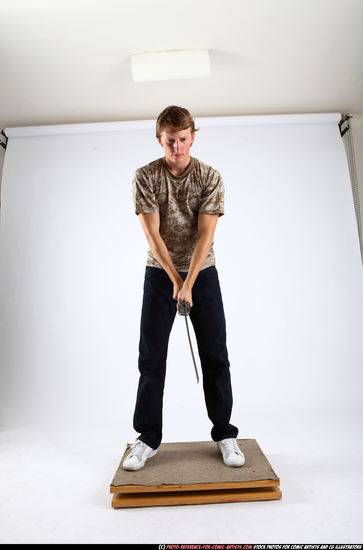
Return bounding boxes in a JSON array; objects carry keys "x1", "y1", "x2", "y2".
[{"x1": 173, "y1": 140, "x2": 181, "y2": 151}]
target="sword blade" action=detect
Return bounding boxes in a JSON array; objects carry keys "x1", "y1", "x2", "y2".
[{"x1": 185, "y1": 316, "x2": 199, "y2": 383}]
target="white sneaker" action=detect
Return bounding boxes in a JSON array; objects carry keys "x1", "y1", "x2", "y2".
[
  {"x1": 122, "y1": 438, "x2": 158, "y2": 471},
  {"x1": 217, "y1": 438, "x2": 245, "y2": 467}
]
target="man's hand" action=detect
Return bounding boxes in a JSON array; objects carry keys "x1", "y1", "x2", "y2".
[
  {"x1": 173, "y1": 278, "x2": 184, "y2": 300},
  {"x1": 176, "y1": 281, "x2": 193, "y2": 310}
]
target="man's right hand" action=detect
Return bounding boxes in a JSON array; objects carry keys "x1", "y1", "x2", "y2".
[{"x1": 173, "y1": 278, "x2": 184, "y2": 302}]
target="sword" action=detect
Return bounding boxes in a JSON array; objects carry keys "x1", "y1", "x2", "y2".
[{"x1": 177, "y1": 300, "x2": 200, "y2": 383}]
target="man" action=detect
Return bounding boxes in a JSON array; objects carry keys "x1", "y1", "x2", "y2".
[{"x1": 123, "y1": 105, "x2": 245, "y2": 471}]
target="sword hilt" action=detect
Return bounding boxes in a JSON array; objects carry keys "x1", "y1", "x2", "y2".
[{"x1": 177, "y1": 300, "x2": 191, "y2": 316}]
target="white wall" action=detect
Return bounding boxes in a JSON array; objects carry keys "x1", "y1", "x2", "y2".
[
  {"x1": 0, "y1": 114, "x2": 362, "y2": 444},
  {"x1": 0, "y1": 147, "x2": 4, "y2": 222},
  {"x1": 342, "y1": 113, "x2": 363, "y2": 262}
]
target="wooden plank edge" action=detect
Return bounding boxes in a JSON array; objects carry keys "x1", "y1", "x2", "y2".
[
  {"x1": 110, "y1": 478, "x2": 280, "y2": 494},
  {"x1": 111, "y1": 486, "x2": 282, "y2": 508}
]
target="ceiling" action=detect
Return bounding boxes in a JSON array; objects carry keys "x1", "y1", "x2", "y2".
[{"x1": 0, "y1": 0, "x2": 362, "y2": 132}]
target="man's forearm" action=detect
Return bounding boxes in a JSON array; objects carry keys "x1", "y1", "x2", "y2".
[
  {"x1": 147, "y1": 234, "x2": 183, "y2": 285},
  {"x1": 185, "y1": 233, "x2": 213, "y2": 288}
]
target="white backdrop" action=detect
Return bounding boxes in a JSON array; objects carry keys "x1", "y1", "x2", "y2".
[{"x1": 1, "y1": 113, "x2": 362, "y2": 442}]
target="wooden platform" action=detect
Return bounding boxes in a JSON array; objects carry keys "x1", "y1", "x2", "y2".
[{"x1": 110, "y1": 438, "x2": 282, "y2": 508}]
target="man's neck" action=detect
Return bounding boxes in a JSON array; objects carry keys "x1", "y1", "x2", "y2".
[{"x1": 165, "y1": 155, "x2": 191, "y2": 177}]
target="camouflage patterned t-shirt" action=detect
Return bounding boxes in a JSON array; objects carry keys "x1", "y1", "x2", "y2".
[{"x1": 131, "y1": 156, "x2": 225, "y2": 272}]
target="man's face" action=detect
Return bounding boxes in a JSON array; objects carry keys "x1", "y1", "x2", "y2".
[{"x1": 157, "y1": 126, "x2": 195, "y2": 164}]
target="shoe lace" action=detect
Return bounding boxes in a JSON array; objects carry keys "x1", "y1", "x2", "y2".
[
  {"x1": 128, "y1": 439, "x2": 146, "y2": 458},
  {"x1": 222, "y1": 438, "x2": 240, "y2": 455}
]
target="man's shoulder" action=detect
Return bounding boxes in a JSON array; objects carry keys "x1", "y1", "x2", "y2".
[
  {"x1": 135, "y1": 157, "x2": 163, "y2": 176},
  {"x1": 193, "y1": 157, "x2": 222, "y2": 180}
]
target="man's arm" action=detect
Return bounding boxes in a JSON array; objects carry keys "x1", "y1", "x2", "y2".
[
  {"x1": 137, "y1": 212, "x2": 183, "y2": 285},
  {"x1": 185, "y1": 213, "x2": 219, "y2": 288}
]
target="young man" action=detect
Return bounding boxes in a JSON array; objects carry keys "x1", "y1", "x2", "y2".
[{"x1": 123, "y1": 105, "x2": 244, "y2": 470}]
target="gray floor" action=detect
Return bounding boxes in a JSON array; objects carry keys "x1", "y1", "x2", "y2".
[{"x1": 0, "y1": 409, "x2": 362, "y2": 544}]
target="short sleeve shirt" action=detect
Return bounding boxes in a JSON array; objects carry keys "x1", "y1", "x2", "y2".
[{"x1": 131, "y1": 156, "x2": 224, "y2": 272}]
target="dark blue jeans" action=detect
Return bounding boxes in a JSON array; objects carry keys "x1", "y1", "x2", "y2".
[{"x1": 133, "y1": 265, "x2": 238, "y2": 450}]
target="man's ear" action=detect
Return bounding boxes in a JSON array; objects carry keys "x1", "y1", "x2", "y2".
[{"x1": 157, "y1": 136, "x2": 163, "y2": 146}]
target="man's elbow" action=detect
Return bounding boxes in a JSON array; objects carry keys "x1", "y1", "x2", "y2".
[
  {"x1": 138, "y1": 212, "x2": 161, "y2": 243},
  {"x1": 145, "y1": 230, "x2": 162, "y2": 247},
  {"x1": 198, "y1": 229, "x2": 214, "y2": 246}
]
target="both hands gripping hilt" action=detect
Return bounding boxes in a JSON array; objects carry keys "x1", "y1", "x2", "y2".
[{"x1": 177, "y1": 300, "x2": 191, "y2": 316}]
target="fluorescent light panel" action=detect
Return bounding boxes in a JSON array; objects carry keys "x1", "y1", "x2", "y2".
[{"x1": 131, "y1": 49, "x2": 211, "y2": 82}]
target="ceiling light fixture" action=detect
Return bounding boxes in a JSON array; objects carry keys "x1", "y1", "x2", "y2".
[{"x1": 130, "y1": 49, "x2": 211, "y2": 83}]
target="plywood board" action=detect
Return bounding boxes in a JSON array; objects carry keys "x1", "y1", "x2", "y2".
[
  {"x1": 112, "y1": 486, "x2": 281, "y2": 508},
  {"x1": 110, "y1": 438, "x2": 281, "y2": 508}
]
